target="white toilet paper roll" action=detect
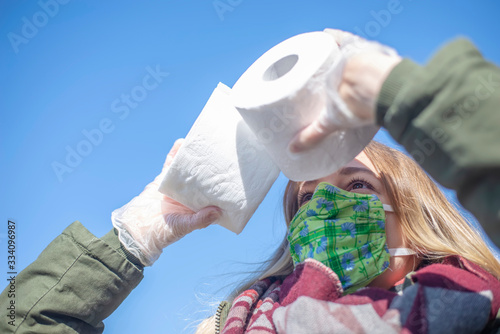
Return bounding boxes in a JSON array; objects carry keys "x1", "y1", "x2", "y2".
[
  {"x1": 159, "y1": 83, "x2": 280, "y2": 234},
  {"x1": 160, "y1": 31, "x2": 380, "y2": 235},
  {"x1": 232, "y1": 31, "x2": 379, "y2": 181}
]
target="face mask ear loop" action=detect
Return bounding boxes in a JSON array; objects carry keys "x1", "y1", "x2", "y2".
[{"x1": 388, "y1": 248, "x2": 417, "y2": 256}]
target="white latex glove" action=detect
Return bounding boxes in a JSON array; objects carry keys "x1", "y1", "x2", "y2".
[
  {"x1": 289, "y1": 29, "x2": 402, "y2": 153},
  {"x1": 111, "y1": 139, "x2": 222, "y2": 266}
]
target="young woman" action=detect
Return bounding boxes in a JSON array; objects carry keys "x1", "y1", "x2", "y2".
[{"x1": 199, "y1": 141, "x2": 500, "y2": 333}]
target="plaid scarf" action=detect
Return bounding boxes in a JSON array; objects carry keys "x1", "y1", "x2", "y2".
[{"x1": 221, "y1": 257, "x2": 500, "y2": 333}]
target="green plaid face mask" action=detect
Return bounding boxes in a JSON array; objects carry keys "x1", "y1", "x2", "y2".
[{"x1": 288, "y1": 182, "x2": 413, "y2": 294}]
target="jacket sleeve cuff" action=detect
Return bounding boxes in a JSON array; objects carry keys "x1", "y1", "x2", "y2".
[
  {"x1": 63, "y1": 221, "x2": 144, "y2": 280},
  {"x1": 8, "y1": 221, "x2": 144, "y2": 332},
  {"x1": 376, "y1": 58, "x2": 422, "y2": 126},
  {"x1": 101, "y1": 228, "x2": 144, "y2": 270}
]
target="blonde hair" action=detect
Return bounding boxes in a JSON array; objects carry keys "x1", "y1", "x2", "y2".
[{"x1": 196, "y1": 141, "x2": 500, "y2": 333}]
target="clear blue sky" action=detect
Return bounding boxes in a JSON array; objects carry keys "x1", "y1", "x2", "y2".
[{"x1": 1, "y1": 1, "x2": 499, "y2": 333}]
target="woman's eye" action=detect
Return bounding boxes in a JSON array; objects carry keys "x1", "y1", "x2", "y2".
[
  {"x1": 347, "y1": 179, "x2": 374, "y2": 192},
  {"x1": 352, "y1": 182, "x2": 366, "y2": 189},
  {"x1": 299, "y1": 193, "x2": 313, "y2": 205}
]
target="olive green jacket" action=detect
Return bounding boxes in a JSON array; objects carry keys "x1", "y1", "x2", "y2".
[
  {"x1": 0, "y1": 223, "x2": 144, "y2": 333},
  {"x1": 1, "y1": 38, "x2": 498, "y2": 333},
  {"x1": 377, "y1": 38, "x2": 500, "y2": 245}
]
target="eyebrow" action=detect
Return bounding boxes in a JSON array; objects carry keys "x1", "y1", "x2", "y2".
[
  {"x1": 338, "y1": 166, "x2": 377, "y2": 177},
  {"x1": 299, "y1": 167, "x2": 377, "y2": 190}
]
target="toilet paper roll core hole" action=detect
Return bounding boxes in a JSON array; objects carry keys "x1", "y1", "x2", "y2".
[{"x1": 263, "y1": 54, "x2": 299, "y2": 81}]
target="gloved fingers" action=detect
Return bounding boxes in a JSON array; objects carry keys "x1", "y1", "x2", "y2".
[
  {"x1": 288, "y1": 118, "x2": 340, "y2": 153},
  {"x1": 162, "y1": 206, "x2": 222, "y2": 241},
  {"x1": 112, "y1": 138, "x2": 221, "y2": 266},
  {"x1": 165, "y1": 138, "x2": 184, "y2": 169},
  {"x1": 323, "y1": 28, "x2": 362, "y2": 48},
  {"x1": 160, "y1": 195, "x2": 196, "y2": 215},
  {"x1": 324, "y1": 28, "x2": 398, "y2": 59},
  {"x1": 149, "y1": 138, "x2": 185, "y2": 188},
  {"x1": 189, "y1": 206, "x2": 223, "y2": 230}
]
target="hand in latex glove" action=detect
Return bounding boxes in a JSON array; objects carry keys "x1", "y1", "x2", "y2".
[
  {"x1": 289, "y1": 29, "x2": 402, "y2": 153},
  {"x1": 111, "y1": 139, "x2": 222, "y2": 266}
]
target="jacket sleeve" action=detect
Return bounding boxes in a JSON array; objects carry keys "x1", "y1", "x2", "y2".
[
  {"x1": 376, "y1": 38, "x2": 500, "y2": 244},
  {"x1": 0, "y1": 221, "x2": 144, "y2": 334}
]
